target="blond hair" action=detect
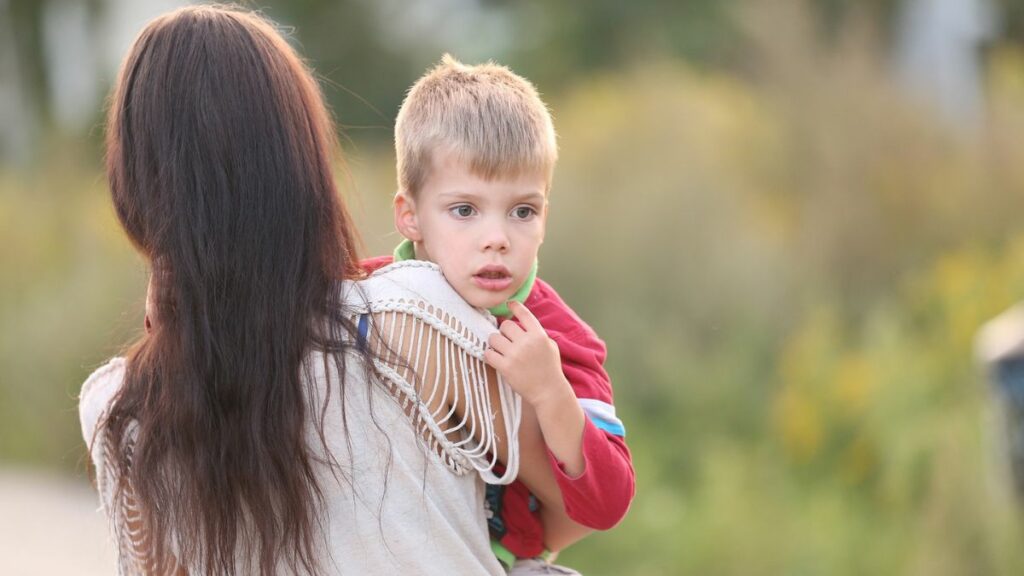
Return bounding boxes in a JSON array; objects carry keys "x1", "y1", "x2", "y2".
[{"x1": 395, "y1": 54, "x2": 558, "y2": 197}]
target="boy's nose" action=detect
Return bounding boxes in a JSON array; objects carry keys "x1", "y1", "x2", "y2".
[{"x1": 482, "y1": 228, "x2": 510, "y2": 253}]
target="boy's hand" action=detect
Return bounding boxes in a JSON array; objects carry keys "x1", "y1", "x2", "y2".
[
  {"x1": 484, "y1": 300, "x2": 569, "y2": 408},
  {"x1": 487, "y1": 301, "x2": 588, "y2": 478}
]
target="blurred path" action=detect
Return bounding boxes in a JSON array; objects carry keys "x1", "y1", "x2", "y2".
[{"x1": 0, "y1": 467, "x2": 116, "y2": 575}]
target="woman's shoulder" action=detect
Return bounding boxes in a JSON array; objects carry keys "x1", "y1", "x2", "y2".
[
  {"x1": 79, "y1": 357, "x2": 127, "y2": 448},
  {"x1": 356, "y1": 260, "x2": 458, "y2": 304},
  {"x1": 346, "y1": 260, "x2": 520, "y2": 485},
  {"x1": 349, "y1": 260, "x2": 498, "y2": 340}
]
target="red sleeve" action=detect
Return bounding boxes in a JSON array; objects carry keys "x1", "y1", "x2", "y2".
[
  {"x1": 360, "y1": 255, "x2": 394, "y2": 274},
  {"x1": 547, "y1": 420, "x2": 635, "y2": 530},
  {"x1": 524, "y1": 279, "x2": 636, "y2": 530}
]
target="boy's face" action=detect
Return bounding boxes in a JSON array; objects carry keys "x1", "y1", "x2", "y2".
[{"x1": 395, "y1": 149, "x2": 548, "y2": 310}]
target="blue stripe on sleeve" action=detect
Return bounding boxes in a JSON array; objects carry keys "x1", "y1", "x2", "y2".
[{"x1": 578, "y1": 398, "x2": 626, "y2": 437}]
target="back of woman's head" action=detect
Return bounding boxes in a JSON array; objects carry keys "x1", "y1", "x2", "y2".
[
  {"x1": 108, "y1": 5, "x2": 357, "y2": 278},
  {"x1": 103, "y1": 6, "x2": 361, "y2": 574}
]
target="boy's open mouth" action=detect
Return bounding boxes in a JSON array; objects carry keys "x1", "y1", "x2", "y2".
[
  {"x1": 472, "y1": 266, "x2": 514, "y2": 292},
  {"x1": 476, "y1": 270, "x2": 509, "y2": 279}
]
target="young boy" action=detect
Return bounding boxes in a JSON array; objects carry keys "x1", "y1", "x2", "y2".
[{"x1": 362, "y1": 55, "x2": 635, "y2": 573}]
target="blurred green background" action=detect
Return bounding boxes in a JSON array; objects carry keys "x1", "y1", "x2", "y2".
[{"x1": 6, "y1": 0, "x2": 1024, "y2": 573}]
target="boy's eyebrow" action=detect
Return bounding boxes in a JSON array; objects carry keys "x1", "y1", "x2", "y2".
[
  {"x1": 436, "y1": 190, "x2": 482, "y2": 201},
  {"x1": 513, "y1": 191, "x2": 547, "y2": 204},
  {"x1": 436, "y1": 190, "x2": 547, "y2": 204}
]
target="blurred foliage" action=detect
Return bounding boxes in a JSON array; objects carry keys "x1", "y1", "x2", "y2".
[
  {"x1": 997, "y1": 0, "x2": 1024, "y2": 45},
  {"x1": 0, "y1": 140, "x2": 143, "y2": 465},
  {"x1": 7, "y1": 1, "x2": 1024, "y2": 575},
  {"x1": 0, "y1": 0, "x2": 979, "y2": 149}
]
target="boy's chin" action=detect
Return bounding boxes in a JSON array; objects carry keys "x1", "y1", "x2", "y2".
[
  {"x1": 469, "y1": 298, "x2": 503, "y2": 311},
  {"x1": 464, "y1": 291, "x2": 509, "y2": 311}
]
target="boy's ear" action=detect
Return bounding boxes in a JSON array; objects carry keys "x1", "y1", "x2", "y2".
[{"x1": 393, "y1": 192, "x2": 423, "y2": 242}]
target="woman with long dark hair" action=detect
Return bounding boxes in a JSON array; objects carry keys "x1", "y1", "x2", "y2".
[{"x1": 79, "y1": 6, "x2": 543, "y2": 574}]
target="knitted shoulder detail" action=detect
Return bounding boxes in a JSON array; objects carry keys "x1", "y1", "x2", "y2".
[
  {"x1": 368, "y1": 258, "x2": 443, "y2": 277},
  {"x1": 100, "y1": 420, "x2": 166, "y2": 576},
  {"x1": 80, "y1": 358, "x2": 165, "y2": 575},
  {"x1": 352, "y1": 262, "x2": 520, "y2": 484}
]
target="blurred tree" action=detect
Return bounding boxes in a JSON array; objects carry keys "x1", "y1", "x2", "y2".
[
  {"x1": 495, "y1": 0, "x2": 741, "y2": 89},
  {"x1": 261, "y1": 0, "x2": 418, "y2": 143},
  {"x1": 816, "y1": 0, "x2": 902, "y2": 38},
  {"x1": 995, "y1": 0, "x2": 1024, "y2": 43},
  {"x1": 8, "y1": 0, "x2": 52, "y2": 129},
  {"x1": 489, "y1": 0, "x2": 907, "y2": 91}
]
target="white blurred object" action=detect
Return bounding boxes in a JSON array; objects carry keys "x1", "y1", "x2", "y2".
[
  {"x1": 976, "y1": 303, "x2": 1024, "y2": 364},
  {"x1": 896, "y1": 0, "x2": 996, "y2": 127},
  {"x1": 976, "y1": 303, "x2": 1024, "y2": 501}
]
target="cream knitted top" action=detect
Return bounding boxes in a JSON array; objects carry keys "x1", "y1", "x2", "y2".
[{"x1": 79, "y1": 261, "x2": 521, "y2": 575}]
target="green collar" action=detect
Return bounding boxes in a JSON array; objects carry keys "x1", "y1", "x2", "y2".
[{"x1": 393, "y1": 239, "x2": 536, "y2": 317}]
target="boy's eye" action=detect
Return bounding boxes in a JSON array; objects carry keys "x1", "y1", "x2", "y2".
[
  {"x1": 512, "y1": 206, "x2": 537, "y2": 220},
  {"x1": 450, "y1": 204, "x2": 475, "y2": 218}
]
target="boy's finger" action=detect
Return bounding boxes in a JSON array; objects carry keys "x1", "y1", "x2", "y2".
[
  {"x1": 507, "y1": 300, "x2": 542, "y2": 332},
  {"x1": 499, "y1": 319, "x2": 525, "y2": 341},
  {"x1": 487, "y1": 332, "x2": 512, "y2": 355},
  {"x1": 483, "y1": 347, "x2": 505, "y2": 370}
]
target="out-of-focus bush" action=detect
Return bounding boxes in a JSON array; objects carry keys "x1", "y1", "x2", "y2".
[{"x1": 0, "y1": 143, "x2": 144, "y2": 469}]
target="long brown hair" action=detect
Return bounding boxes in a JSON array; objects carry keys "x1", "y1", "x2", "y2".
[{"x1": 102, "y1": 6, "x2": 363, "y2": 574}]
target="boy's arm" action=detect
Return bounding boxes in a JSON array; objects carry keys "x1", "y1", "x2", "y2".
[
  {"x1": 515, "y1": 401, "x2": 595, "y2": 552},
  {"x1": 485, "y1": 301, "x2": 635, "y2": 531},
  {"x1": 545, "y1": 416, "x2": 634, "y2": 530},
  {"x1": 535, "y1": 285, "x2": 636, "y2": 531}
]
